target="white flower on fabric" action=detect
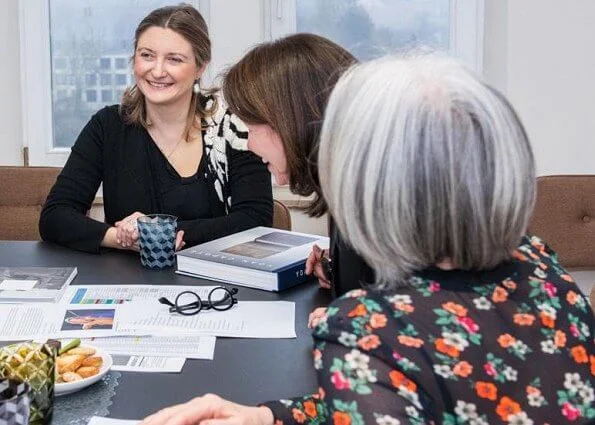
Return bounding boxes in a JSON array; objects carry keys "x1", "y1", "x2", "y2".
[
  {"x1": 473, "y1": 297, "x2": 492, "y2": 310},
  {"x1": 454, "y1": 400, "x2": 479, "y2": 420},
  {"x1": 533, "y1": 267, "x2": 546, "y2": 279},
  {"x1": 513, "y1": 340, "x2": 529, "y2": 355},
  {"x1": 579, "y1": 385, "x2": 595, "y2": 403},
  {"x1": 433, "y1": 364, "x2": 453, "y2": 379},
  {"x1": 540, "y1": 340, "x2": 556, "y2": 354},
  {"x1": 564, "y1": 373, "x2": 584, "y2": 393},
  {"x1": 338, "y1": 332, "x2": 357, "y2": 347},
  {"x1": 537, "y1": 303, "x2": 557, "y2": 318},
  {"x1": 527, "y1": 393, "x2": 545, "y2": 407},
  {"x1": 442, "y1": 332, "x2": 469, "y2": 350},
  {"x1": 375, "y1": 414, "x2": 400, "y2": 425},
  {"x1": 387, "y1": 294, "x2": 412, "y2": 304},
  {"x1": 405, "y1": 406, "x2": 420, "y2": 418},
  {"x1": 397, "y1": 387, "x2": 422, "y2": 409},
  {"x1": 580, "y1": 322, "x2": 591, "y2": 337},
  {"x1": 345, "y1": 349, "x2": 370, "y2": 370},
  {"x1": 214, "y1": 180, "x2": 223, "y2": 203},
  {"x1": 468, "y1": 418, "x2": 489, "y2": 425},
  {"x1": 507, "y1": 411, "x2": 534, "y2": 425},
  {"x1": 503, "y1": 366, "x2": 518, "y2": 382}
]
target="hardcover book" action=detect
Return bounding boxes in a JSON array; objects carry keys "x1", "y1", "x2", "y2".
[
  {"x1": 0, "y1": 266, "x2": 78, "y2": 303},
  {"x1": 176, "y1": 227, "x2": 329, "y2": 291}
]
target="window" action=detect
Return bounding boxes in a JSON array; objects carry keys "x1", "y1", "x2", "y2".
[
  {"x1": 85, "y1": 74, "x2": 97, "y2": 86},
  {"x1": 101, "y1": 90, "x2": 113, "y2": 103},
  {"x1": 85, "y1": 90, "x2": 97, "y2": 102},
  {"x1": 115, "y1": 58, "x2": 127, "y2": 69},
  {"x1": 266, "y1": 0, "x2": 484, "y2": 72},
  {"x1": 100, "y1": 73, "x2": 112, "y2": 86},
  {"x1": 21, "y1": 0, "x2": 196, "y2": 165},
  {"x1": 21, "y1": 0, "x2": 482, "y2": 166},
  {"x1": 115, "y1": 74, "x2": 128, "y2": 86},
  {"x1": 99, "y1": 58, "x2": 111, "y2": 70}
]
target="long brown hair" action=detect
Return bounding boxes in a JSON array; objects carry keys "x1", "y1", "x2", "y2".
[
  {"x1": 222, "y1": 34, "x2": 356, "y2": 217},
  {"x1": 120, "y1": 3, "x2": 216, "y2": 137}
]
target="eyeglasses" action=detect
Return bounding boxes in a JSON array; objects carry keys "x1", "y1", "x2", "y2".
[{"x1": 158, "y1": 286, "x2": 239, "y2": 316}]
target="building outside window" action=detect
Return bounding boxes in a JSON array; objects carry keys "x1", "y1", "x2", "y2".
[
  {"x1": 101, "y1": 90, "x2": 113, "y2": 103},
  {"x1": 85, "y1": 90, "x2": 97, "y2": 102}
]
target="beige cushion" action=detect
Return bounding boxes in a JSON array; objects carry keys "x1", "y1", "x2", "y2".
[
  {"x1": 0, "y1": 166, "x2": 61, "y2": 240},
  {"x1": 528, "y1": 175, "x2": 595, "y2": 268}
]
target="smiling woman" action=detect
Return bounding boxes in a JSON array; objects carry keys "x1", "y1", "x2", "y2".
[{"x1": 39, "y1": 4, "x2": 273, "y2": 253}]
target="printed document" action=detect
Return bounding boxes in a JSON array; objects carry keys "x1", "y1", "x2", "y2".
[
  {"x1": 117, "y1": 301, "x2": 296, "y2": 338},
  {"x1": 110, "y1": 354, "x2": 185, "y2": 373},
  {"x1": 0, "y1": 303, "x2": 125, "y2": 340},
  {"x1": 62, "y1": 285, "x2": 219, "y2": 305},
  {"x1": 81, "y1": 335, "x2": 216, "y2": 359}
]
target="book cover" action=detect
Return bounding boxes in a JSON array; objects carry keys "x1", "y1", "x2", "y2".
[
  {"x1": 0, "y1": 266, "x2": 78, "y2": 302},
  {"x1": 176, "y1": 227, "x2": 329, "y2": 291}
]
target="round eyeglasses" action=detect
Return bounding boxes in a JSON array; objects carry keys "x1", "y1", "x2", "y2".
[{"x1": 158, "y1": 286, "x2": 239, "y2": 316}]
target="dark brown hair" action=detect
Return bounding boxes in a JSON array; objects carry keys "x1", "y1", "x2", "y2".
[
  {"x1": 222, "y1": 34, "x2": 356, "y2": 217},
  {"x1": 120, "y1": 3, "x2": 215, "y2": 136}
]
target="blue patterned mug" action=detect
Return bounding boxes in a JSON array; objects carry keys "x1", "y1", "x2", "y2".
[
  {"x1": 137, "y1": 214, "x2": 178, "y2": 270},
  {"x1": 0, "y1": 378, "x2": 30, "y2": 425}
]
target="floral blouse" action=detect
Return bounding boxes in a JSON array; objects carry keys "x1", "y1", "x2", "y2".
[{"x1": 264, "y1": 236, "x2": 595, "y2": 424}]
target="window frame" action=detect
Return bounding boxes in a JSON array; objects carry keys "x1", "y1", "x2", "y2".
[
  {"x1": 264, "y1": 0, "x2": 485, "y2": 72},
  {"x1": 19, "y1": 0, "x2": 207, "y2": 166}
]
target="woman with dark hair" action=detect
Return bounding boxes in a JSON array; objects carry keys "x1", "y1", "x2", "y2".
[
  {"x1": 223, "y1": 34, "x2": 373, "y2": 313},
  {"x1": 39, "y1": 4, "x2": 272, "y2": 253}
]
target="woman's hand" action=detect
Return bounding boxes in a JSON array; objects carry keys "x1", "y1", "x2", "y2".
[
  {"x1": 305, "y1": 244, "x2": 331, "y2": 289},
  {"x1": 114, "y1": 211, "x2": 145, "y2": 249},
  {"x1": 308, "y1": 307, "x2": 328, "y2": 329},
  {"x1": 140, "y1": 393, "x2": 274, "y2": 425}
]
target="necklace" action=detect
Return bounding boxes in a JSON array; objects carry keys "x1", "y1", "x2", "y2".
[{"x1": 164, "y1": 138, "x2": 184, "y2": 159}]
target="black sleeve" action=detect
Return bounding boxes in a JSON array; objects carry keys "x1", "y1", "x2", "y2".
[
  {"x1": 177, "y1": 146, "x2": 273, "y2": 246},
  {"x1": 39, "y1": 111, "x2": 110, "y2": 253}
]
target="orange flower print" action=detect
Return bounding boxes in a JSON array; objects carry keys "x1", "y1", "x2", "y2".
[
  {"x1": 502, "y1": 279, "x2": 517, "y2": 290},
  {"x1": 347, "y1": 303, "x2": 367, "y2": 318},
  {"x1": 475, "y1": 381, "x2": 498, "y2": 400},
  {"x1": 590, "y1": 355, "x2": 595, "y2": 376},
  {"x1": 453, "y1": 361, "x2": 473, "y2": 378},
  {"x1": 389, "y1": 370, "x2": 417, "y2": 392},
  {"x1": 566, "y1": 291, "x2": 579, "y2": 305},
  {"x1": 554, "y1": 330, "x2": 567, "y2": 348},
  {"x1": 526, "y1": 385, "x2": 540, "y2": 395},
  {"x1": 497, "y1": 334, "x2": 516, "y2": 348},
  {"x1": 496, "y1": 396, "x2": 521, "y2": 421},
  {"x1": 560, "y1": 273, "x2": 574, "y2": 283},
  {"x1": 442, "y1": 302, "x2": 468, "y2": 317},
  {"x1": 332, "y1": 411, "x2": 352, "y2": 425},
  {"x1": 395, "y1": 303, "x2": 415, "y2": 313},
  {"x1": 357, "y1": 334, "x2": 381, "y2": 351},
  {"x1": 492, "y1": 286, "x2": 508, "y2": 303},
  {"x1": 512, "y1": 250, "x2": 528, "y2": 262},
  {"x1": 292, "y1": 408, "x2": 307, "y2": 423},
  {"x1": 539, "y1": 312, "x2": 555, "y2": 328},
  {"x1": 369, "y1": 313, "x2": 387, "y2": 329},
  {"x1": 570, "y1": 345, "x2": 588, "y2": 363},
  {"x1": 303, "y1": 400, "x2": 317, "y2": 418},
  {"x1": 397, "y1": 335, "x2": 424, "y2": 348},
  {"x1": 435, "y1": 338, "x2": 460, "y2": 358},
  {"x1": 513, "y1": 313, "x2": 535, "y2": 326}
]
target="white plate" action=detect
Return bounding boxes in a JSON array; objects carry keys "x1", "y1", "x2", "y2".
[{"x1": 55, "y1": 344, "x2": 113, "y2": 396}]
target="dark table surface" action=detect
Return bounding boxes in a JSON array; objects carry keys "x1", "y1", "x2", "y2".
[{"x1": 0, "y1": 241, "x2": 332, "y2": 419}]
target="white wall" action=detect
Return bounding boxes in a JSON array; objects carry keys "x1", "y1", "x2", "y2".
[
  {"x1": 483, "y1": 0, "x2": 595, "y2": 176},
  {"x1": 1, "y1": 0, "x2": 23, "y2": 165}
]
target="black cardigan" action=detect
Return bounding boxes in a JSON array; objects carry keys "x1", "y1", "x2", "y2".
[{"x1": 39, "y1": 104, "x2": 273, "y2": 253}]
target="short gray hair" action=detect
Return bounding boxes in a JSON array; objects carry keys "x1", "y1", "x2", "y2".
[{"x1": 318, "y1": 54, "x2": 535, "y2": 287}]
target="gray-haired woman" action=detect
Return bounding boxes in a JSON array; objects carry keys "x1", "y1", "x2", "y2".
[{"x1": 141, "y1": 54, "x2": 594, "y2": 425}]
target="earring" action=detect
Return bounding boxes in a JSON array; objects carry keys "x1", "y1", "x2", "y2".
[{"x1": 193, "y1": 80, "x2": 200, "y2": 94}]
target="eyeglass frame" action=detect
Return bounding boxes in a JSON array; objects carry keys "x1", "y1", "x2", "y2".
[{"x1": 158, "y1": 286, "x2": 239, "y2": 316}]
